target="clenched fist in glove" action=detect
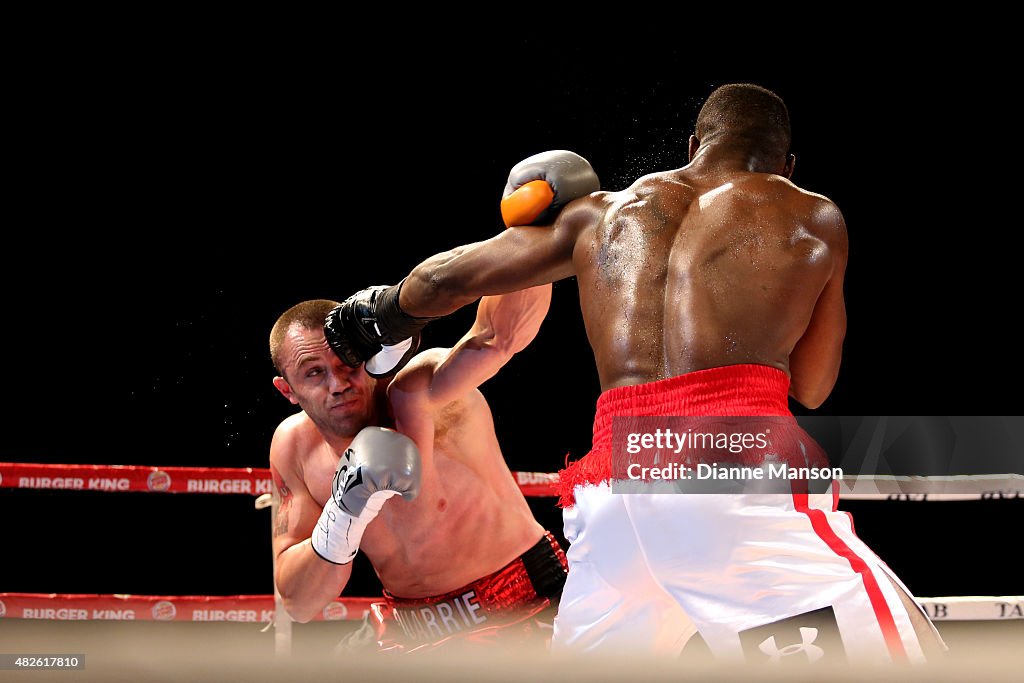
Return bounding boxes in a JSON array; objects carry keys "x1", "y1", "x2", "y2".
[
  {"x1": 323, "y1": 281, "x2": 436, "y2": 378},
  {"x1": 500, "y1": 149, "x2": 600, "y2": 228},
  {"x1": 310, "y1": 427, "x2": 421, "y2": 565}
]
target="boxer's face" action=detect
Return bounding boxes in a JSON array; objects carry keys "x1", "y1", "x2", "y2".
[{"x1": 273, "y1": 324, "x2": 377, "y2": 438}]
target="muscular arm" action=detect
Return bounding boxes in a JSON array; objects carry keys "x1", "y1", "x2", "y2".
[
  {"x1": 388, "y1": 285, "x2": 552, "y2": 454},
  {"x1": 397, "y1": 196, "x2": 604, "y2": 318},
  {"x1": 270, "y1": 426, "x2": 351, "y2": 623},
  {"x1": 789, "y1": 204, "x2": 849, "y2": 409}
]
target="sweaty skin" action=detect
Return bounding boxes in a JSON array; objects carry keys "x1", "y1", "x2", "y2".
[
  {"x1": 270, "y1": 287, "x2": 549, "y2": 622},
  {"x1": 399, "y1": 140, "x2": 847, "y2": 408},
  {"x1": 396, "y1": 141, "x2": 945, "y2": 654}
]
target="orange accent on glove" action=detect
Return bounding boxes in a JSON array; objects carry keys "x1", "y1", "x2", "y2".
[{"x1": 500, "y1": 180, "x2": 555, "y2": 228}]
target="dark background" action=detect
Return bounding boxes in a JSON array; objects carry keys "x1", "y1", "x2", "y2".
[{"x1": 2, "y1": 37, "x2": 1020, "y2": 601}]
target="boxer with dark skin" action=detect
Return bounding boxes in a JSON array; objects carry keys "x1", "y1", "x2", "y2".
[
  {"x1": 339, "y1": 84, "x2": 943, "y2": 658},
  {"x1": 398, "y1": 104, "x2": 839, "y2": 404}
]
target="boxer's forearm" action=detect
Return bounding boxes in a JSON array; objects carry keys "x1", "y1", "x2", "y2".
[
  {"x1": 401, "y1": 242, "x2": 492, "y2": 318},
  {"x1": 401, "y1": 232, "x2": 569, "y2": 318},
  {"x1": 399, "y1": 151, "x2": 594, "y2": 319},
  {"x1": 275, "y1": 540, "x2": 353, "y2": 623}
]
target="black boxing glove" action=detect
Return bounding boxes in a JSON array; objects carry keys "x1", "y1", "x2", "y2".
[{"x1": 323, "y1": 280, "x2": 435, "y2": 378}]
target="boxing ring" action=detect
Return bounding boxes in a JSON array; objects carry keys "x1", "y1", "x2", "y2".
[{"x1": 1, "y1": 461, "x2": 1021, "y2": 673}]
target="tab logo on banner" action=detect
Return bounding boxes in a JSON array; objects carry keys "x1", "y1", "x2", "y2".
[{"x1": 1000, "y1": 602, "x2": 1023, "y2": 618}]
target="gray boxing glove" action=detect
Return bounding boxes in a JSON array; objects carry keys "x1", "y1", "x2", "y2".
[
  {"x1": 310, "y1": 427, "x2": 421, "y2": 564},
  {"x1": 500, "y1": 150, "x2": 600, "y2": 227}
]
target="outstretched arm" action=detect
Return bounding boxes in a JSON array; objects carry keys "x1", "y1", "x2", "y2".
[
  {"x1": 324, "y1": 150, "x2": 601, "y2": 375},
  {"x1": 399, "y1": 196, "x2": 601, "y2": 318}
]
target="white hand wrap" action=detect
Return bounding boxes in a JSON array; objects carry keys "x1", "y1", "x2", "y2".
[
  {"x1": 310, "y1": 490, "x2": 399, "y2": 565},
  {"x1": 309, "y1": 426, "x2": 421, "y2": 564}
]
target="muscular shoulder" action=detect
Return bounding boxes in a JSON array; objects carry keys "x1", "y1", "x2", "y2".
[
  {"x1": 390, "y1": 347, "x2": 449, "y2": 395},
  {"x1": 751, "y1": 176, "x2": 847, "y2": 242},
  {"x1": 549, "y1": 180, "x2": 692, "y2": 244},
  {"x1": 552, "y1": 190, "x2": 615, "y2": 238},
  {"x1": 622, "y1": 172, "x2": 700, "y2": 212},
  {"x1": 587, "y1": 173, "x2": 698, "y2": 227},
  {"x1": 638, "y1": 169, "x2": 698, "y2": 191},
  {"x1": 269, "y1": 412, "x2": 321, "y2": 472},
  {"x1": 758, "y1": 175, "x2": 837, "y2": 211},
  {"x1": 618, "y1": 170, "x2": 697, "y2": 200},
  {"x1": 789, "y1": 183, "x2": 847, "y2": 248},
  {"x1": 389, "y1": 346, "x2": 480, "y2": 422}
]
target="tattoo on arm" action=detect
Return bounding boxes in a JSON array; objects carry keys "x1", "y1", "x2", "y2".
[
  {"x1": 270, "y1": 465, "x2": 293, "y2": 538},
  {"x1": 273, "y1": 483, "x2": 293, "y2": 537}
]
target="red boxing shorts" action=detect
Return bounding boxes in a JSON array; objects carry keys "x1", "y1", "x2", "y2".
[
  {"x1": 556, "y1": 363, "x2": 817, "y2": 507},
  {"x1": 551, "y1": 364, "x2": 943, "y2": 663},
  {"x1": 371, "y1": 531, "x2": 567, "y2": 653}
]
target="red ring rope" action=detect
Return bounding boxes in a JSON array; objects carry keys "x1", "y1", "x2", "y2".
[
  {"x1": 0, "y1": 463, "x2": 560, "y2": 497},
  {"x1": 0, "y1": 593, "x2": 372, "y2": 622}
]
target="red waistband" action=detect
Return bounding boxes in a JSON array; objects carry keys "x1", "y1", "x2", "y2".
[
  {"x1": 377, "y1": 532, "x2": 565, "y2": 647},
  {"x1": 383, "y1": 531, "x2": 565, "y2": 612},
  {"x1": 591, "y1": 364, "x2": 792, "y2": 448},
  {"x1": 557, "y1": 364, "x2": 793, "y2": 507}
]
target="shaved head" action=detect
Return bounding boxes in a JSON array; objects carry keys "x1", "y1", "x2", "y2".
[
  {"x1": 269, "y1": 299, "x2": 339, "y2": 376},
  {"x1": 696, "y1": 83, "x2": 791, "y2": 161}
]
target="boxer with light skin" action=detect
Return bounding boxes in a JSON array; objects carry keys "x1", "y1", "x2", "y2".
[
  {"x1": 268, "y1": 286, "x2": 564, "y2": 644},
  {"x1": 267, "y1": 169, "x2": 616, "y2": 649}
]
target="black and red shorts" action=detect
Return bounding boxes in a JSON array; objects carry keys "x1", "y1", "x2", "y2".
[{"x1": 371, "y1": 531, "x2": 567, "y2": 652}]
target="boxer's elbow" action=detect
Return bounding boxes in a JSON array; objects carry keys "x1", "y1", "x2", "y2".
[
  {"x1": 789, "y1": 347, "x2": 841, "y2": 410},
  {"x1": 280, "y1": 599, "x2": 312, "y2": 624},
  {"x1": 464, "y1": 327, "x2": 518, "y2": 367},
  {"x1": 789, "y1": 377, "x2": 835, "y2": 410},
  {"x1": 278, "y1": 591, "x2": 320, "y2": 624},
  {"x1": 275, "y1": 563, "x2": 342, "y2": 624},
  {"x1": 792, "y1": 390, "x2": 825, "y2": 410}
]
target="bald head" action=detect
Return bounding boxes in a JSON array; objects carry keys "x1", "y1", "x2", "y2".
[
  {"x1": 269, "y1": 299, "x2": 339, "y2": 377},
  {"x1": 695, "y1": 83, "x2": 791, "y2": 163}
]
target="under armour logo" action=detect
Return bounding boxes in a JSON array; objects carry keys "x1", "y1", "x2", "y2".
[{"x1": 758, "y1": 627, "x2": 824, "y2": 663}]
